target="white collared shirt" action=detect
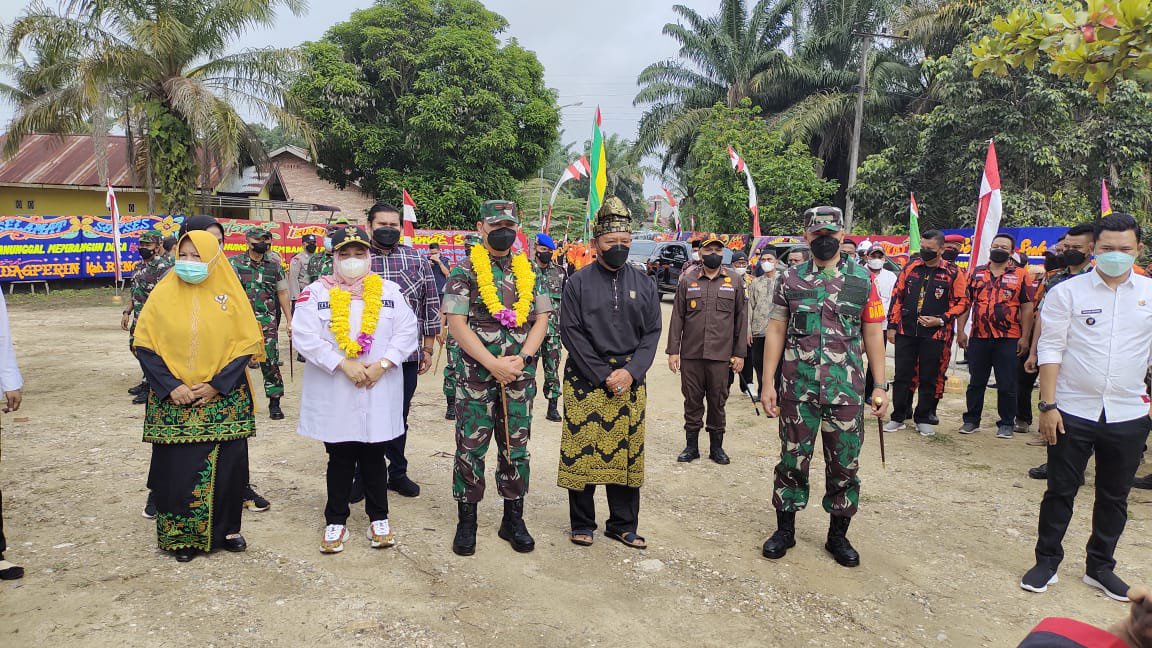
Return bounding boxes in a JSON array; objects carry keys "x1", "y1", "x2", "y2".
[{"x1": 1037, "y1": 269, "x2": 1152, "y2": 422}]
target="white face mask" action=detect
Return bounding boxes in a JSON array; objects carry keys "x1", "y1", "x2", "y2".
[
  {"x1": 733, "y1": 267, "x2": 747, "y2": 277},
  {"x1": 867, "y1": 258, "x2": 885, "y2": 270},
  {"x1": 761, "y1": 261, "x2": 776, "y2": 273},
  {"x1": 339, "y1": 257, "x2": 370, "y2": 280}
]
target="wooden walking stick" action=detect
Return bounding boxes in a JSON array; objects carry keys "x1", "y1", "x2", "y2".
[
  {"x1": 500, "y1": 384, "x2": 512, "y2": 463},
  {"x1": 433, "y1": 339, "x2": 444, "y2": 374}
]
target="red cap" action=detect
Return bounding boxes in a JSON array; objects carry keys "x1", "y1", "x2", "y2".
[{"x1": 944, "y1": 234, "x2": 965, "y2": 243}]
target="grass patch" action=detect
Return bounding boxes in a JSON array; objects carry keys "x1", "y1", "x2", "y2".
[
  {"x1": 962, "y1": 463, "x2": 992, "y2": 471},
  {"x1": 6, "y1": 285, "x2": 124, "y2": 311},
  {"x1": 925, "y1": 433, "x2": 956, "y2": 445}
]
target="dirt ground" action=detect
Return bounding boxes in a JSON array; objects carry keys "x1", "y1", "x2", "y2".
[{"x1": 0, "y1": 289, "x2": 1147, "y2": 647}]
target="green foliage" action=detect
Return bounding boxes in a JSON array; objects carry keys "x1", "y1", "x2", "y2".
[
  {"x1": 971, "y1": 0, "x2": 1152, "y2": 101},
  {"x1": 291, "y1": 0, "x2": 560, "y2": 229},
  {"x1": 688, "y1": 101, "x2": 838, "y2": 234},
  {"x1": 854, "y1": 26, "x2": 1152, "y2": 231},
  {"x1": 250, "y1": 123, "x2": 308, "y2": 152},
  {"x1": 144, "y1": 101, "x2": 196, "y2": 217}
]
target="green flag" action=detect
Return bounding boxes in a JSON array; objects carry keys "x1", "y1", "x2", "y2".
[{"x1": 909, "y1": 192, "x2": 921, "y2": 253}]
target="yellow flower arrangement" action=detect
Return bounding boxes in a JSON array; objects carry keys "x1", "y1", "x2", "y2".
[
  {"x1": 329, "y1": 273, "x2": 384, "y2": 357},
  {"x1": 471, "y1": 243, "x2": 535, "y2": 328}
]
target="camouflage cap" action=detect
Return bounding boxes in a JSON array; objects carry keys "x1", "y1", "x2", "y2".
[
  {"x1": 464, "y1": 233, "x2": 482, "y2": 247},
  {"x1": 480, "y1": 200, "x2": 519, "y2": 225},
  {"x1": 803, "y1": 206, "x2": 843, "y2": 234},
  {"x1": 246, "y1": 226, "x2": 272, "y2": 239},
  {"x1": 139, "y1": 229, "x2": 163, "y2": 243},
  {"x1": 593, "y1": 196, "x2": 632, "y2": 237}
]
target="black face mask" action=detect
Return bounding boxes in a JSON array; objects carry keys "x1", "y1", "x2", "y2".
[
  {"x1": 1043, "y1": 252, "x2": 1067, "y2": 272},
  {"x1": 1062, "y1": 249, "x2": 1087, "y2": 267},
  {"x1": 701, "y1": 253, "x2": 723, "y2": 269},
  {"x1": 373, "y1": 227, "x2": 401, "y2": 248},
  {"x1": 535, "y1": 251, "x2": 552, "y2": 266},
  {"x1": 810, "y1": 235, "x2": 840, "y2": 261},
  {"x1": 304, "y1": 244, "x2": 317, "y2": 254},
  {"x1": 942, "y1": 249, "x2": 960, "y2": 262},
  {"x1": 920, "y1": 248, "x2": 939, "y2": 262},
  {"x1": 250, "y1": 242, "x2": 270, "y2": 254},
  {"x1": 989, "y1": 249, "x2": 1011, "y2": 264},
  {"x1": 600, "y1": 244, "x2": 629, "y2": 269},
  {"x1": 487, "y1": 227, "x2": 517, "y2": 252},
  {"x1": 138, "y1": 247, "x2": 155, "y2": 260}
]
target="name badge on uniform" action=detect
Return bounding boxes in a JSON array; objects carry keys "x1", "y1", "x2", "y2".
[
  {"x1": 383, "y1": 299, "x2": 394, "y2": 308},
  {"x1": 1081, "y1": 309, "x2": 1102, "y2": 314},
  {"x1": 719, "y1": 286, "x2": 735, "y2": 293},
  {"x1": 1004, "y1": 274, "x2": 1019, "y2": 285},
  {"x1": 318, "y1": 301, "x2": 330, "y2": 310}
]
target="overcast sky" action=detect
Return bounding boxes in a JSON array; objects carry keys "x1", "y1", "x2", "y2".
[{"x1": 1, "y1": 0, "x2": 710, "y2": 194}]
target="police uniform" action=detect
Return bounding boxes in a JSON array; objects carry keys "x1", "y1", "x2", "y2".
[
  {"x1": 229, "y1": 227, "x2": 288, "y2": 419},
  {"x1": 531, "y1": 232, "x2": 566, "y2": 422},
  {"x1": 667, "y1": 236, "x2": 748, "y2": 464},
  {"x1": 441, "y1": 200, "x2": 553, "y2": 556},
  {"x1": 762, "y1": 206, "x2": 886, "y2": 568}
]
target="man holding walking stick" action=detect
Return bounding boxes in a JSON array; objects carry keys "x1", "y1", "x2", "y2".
[{"x1": 442, "y1": 200, "x2": 552, "y2": 557}]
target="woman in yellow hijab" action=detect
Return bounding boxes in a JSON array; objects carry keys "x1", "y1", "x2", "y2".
[{"x1": 133, "y1": 230, "x2": 265, "y2": 562}]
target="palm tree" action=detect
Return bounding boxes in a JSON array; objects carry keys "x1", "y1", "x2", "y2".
[
  {"x1": 634, "y1": 0, "x2": 797, "y2": 172},
  {"x1": 3, "y1": 0, "x2": 311, "y2": 215}
]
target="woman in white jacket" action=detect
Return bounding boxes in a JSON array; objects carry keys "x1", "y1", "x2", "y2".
[{"x1": 293, "y1": 226, "x2": 418, "y2": 554}]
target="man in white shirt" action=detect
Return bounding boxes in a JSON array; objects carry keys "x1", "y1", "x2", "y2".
[
  {"x1": 861, "y1": 243, "x2": 897, "y2": 397},
  {"x1": 0, "y1": 291, "x2": 24, "y2": 580},
  {"x1": 1021, "y1": 213, "x2": 1152, "y2": 602}
]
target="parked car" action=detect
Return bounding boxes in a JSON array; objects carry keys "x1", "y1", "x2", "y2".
[{"x1": 630, "y1": 241, "x2": 733, "y2": 294}]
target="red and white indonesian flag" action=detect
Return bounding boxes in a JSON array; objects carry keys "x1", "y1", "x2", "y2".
[
  {"x1": 542, "y1": 156, "x2": 590, "y2": 234},
  {"x1": 402, "y1": 189, "x2": 417, "y2": 246},
  {"x1": 728, "y1": 146, "x2": 762, "y2": 237},
  {"x1": 106, "y1": 185, "x2": 123, "y2": 282},
  {"x1": 661, "y1": 187, "x2": 680, "y2": 232},
  {"x1": 970, "y1": 141, "x2": 1002, "y2": 273}
]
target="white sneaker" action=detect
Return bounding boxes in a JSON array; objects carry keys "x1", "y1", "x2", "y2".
[
  {"x1": 320, "y1": 524, "x2": 350, "y2": 554},
  {"x1": 883, "y1": 420, "x2": 906, "y2": 433},
  {"x1": 368, "y1": 519, "x2": 396, "y2": 549},
  {"x1": 916, "y1": 423, "x2": 936, "y2": 437}
]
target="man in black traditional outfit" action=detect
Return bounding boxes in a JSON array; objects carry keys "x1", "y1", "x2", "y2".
[{"x1": 557, "y1": 196, "x2": 663, "y2": 550}]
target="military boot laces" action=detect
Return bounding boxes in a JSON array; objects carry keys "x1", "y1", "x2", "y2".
[
  {"x1": 825, "y1": 515, "x2": 860, "y2": 567},
  {"x1": 498, "y1": 498, "x2": 535, "y2": 553},
  {"x1": 762, "y1": 511, "x2": 796, "y2": 559},
  {"x1": 452, "y1": 502, "x2": 477, "y2": 556}
]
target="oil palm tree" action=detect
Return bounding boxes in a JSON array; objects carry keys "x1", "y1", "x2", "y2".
[
  {"x1": 3, "y1": 0, "x2": 311, "y2": 215},
  {"x1": 634, "y1": 0, "x2": 798, "y2": 172}
]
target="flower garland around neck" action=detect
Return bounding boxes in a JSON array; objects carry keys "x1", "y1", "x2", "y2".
[
  {"x1": 328, "y1": 273, "x2": 384, "y2": 357},
  {"x1": 471, "y1": 243, "x2": 535, "y2": 328}
]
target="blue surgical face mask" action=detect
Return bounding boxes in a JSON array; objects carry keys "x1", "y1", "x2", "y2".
[
  {"x1": 1095, "y1": 251, "x2": 1136, "y2": 277},
  {"x1": 174, "y1": 260, "x2": 210, "y2": 284}
]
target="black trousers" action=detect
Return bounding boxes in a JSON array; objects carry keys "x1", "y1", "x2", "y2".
[
  {"x1": 1035, "y1": 410, "x2": 1150, "y2": 573},
  {"x1": 963, "y1": 337, "x2": 1018, "y2": 428},
  {"x1": 382, "y1": 360, "x2": 420, "y2": 480},
  {"x1": 1017, "y1": 355, "x2": 1039, "y2": 425},
  {"x1": 0, "y1": 487, "x2": 7, "y2": 555},
  {"x1": 891, "y1": 334, "x2": 946, "y2": 424},
  {"x1": 568, "y1": 484, "x2": 640, "y2": 535},
  {"x1": 325, "y1": 442, "x2": 389, "y2": 525},
  {"x1": 740, "y1": 336, "x2": 766, "y2": 395}
]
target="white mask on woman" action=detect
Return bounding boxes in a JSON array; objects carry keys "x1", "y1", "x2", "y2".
[{"x1": 339, "y1": 257, "x2": 371, "y2": 280}]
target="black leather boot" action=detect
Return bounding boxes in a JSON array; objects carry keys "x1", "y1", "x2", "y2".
[
  {"x1": 825, "y1": 515, "x2": 860, "y2": 567},
  {"x1": 445, "y1": 396, "x2": 456, "y2": 420},
  {"x1": 268, "y1": 397, "x2": 284, "y2": 420},
  {"x1": 498, "y1": 498, "x2": 535, "y2": 553},
  {"x1": 762, "y1": 511, "x2": 796, "y2": 559},
  {"x1": 452, "y1": 502, "x2": 477, "y2": 556},
  {"x1": 708, "y1": 433, "x2": 730, "y2": 465},
  {"x1": 546, "y1": 398, "x2": 561, "y2": 422},
  {"x1": 132, "y1": 387, "x2": 149, "y2": 405},
  {"x1": 128, "y1": 380, "x2": 147, "y2": 395},
  {"x1": 677, "y1": 431, "x2": 700, "y2": 462}
]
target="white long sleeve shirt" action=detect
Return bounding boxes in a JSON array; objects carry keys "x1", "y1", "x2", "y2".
[
  {"x1": 0, "y1": 292, "x2": 23, "y2": 393},
  {"x1": 1036, "y1": 269, "x2": 1152, "y2": 423},
  {"x1": 292, "y1": 279, "x2": 418, "y2": 444}
]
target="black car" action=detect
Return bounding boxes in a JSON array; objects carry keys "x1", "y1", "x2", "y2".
[{"x1": 629, "y1": 240, "x2": 733, "y2": 294}]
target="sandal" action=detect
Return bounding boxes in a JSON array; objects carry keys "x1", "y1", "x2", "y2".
[
  {"x1": 605, "y1": 530, "x2": 646, "y2": 549},
  {"x1": 569, "y1": 530, "x2": 594, "y2": 547}
]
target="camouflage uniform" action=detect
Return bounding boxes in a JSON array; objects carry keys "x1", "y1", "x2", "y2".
[
  {"x1": 532, "y1": 259, "x2": 565, "y2": 400},
  {"x1": 305, "y1": 251, "x2": 333, "y2": 284},
  {"x1": 442, "y1": 255, "x2": 553, "y2": 503},
  {"x1": 230, "y1": 252, "x2": 287, "y2": 398},
  {"x1": 769, "y1": 257, "x2": 879, "y2": 518},
  {"x1": 127, "y1": 246, "x2": 173, "y2": 349},
  {"x1": 442, "y1": 235, "x2": 481, "y2": 409}
]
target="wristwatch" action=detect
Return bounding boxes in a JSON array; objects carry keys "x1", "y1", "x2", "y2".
[
  {"x1": 874, "y1": 382, "x2": 891, "y2": 392},
  {"x1": 520, "y1": 353, "x2": 536, "y2": 364},
  {"x1": 1038, "y1": 401, "x2": 1059, "y2": 413},
  {"x1": 379, "y1": 359, "x2": 393, "y2": 371}
]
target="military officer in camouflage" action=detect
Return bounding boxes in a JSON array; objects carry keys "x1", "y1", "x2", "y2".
[
  {"x1": 122, "y1": 230, "x2": 173, "y2": 405},
  {"x1": 760, "y1": 206, "x2": 889, "y2": 568},
  {"x1": 305, "y1": 224, "x2": 339, "y2": 284},
  {"x1": 442, "y1": 234, "x2": 481, "y2": 420},
  {"x1": 230, "y1": 227, "x2": 293, "y2": 420},
  {"x1": 442, "y1": 200, "x2": 552, "y2": 557},
  {"x1": 532, "y1": 232, "x2": 566, "y2": 422}
]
